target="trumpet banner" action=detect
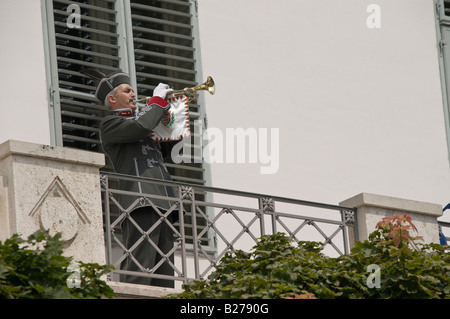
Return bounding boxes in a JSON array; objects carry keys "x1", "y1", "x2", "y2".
[{"x1": 150, "y1": 94, "x2": 190, "y2": 142}]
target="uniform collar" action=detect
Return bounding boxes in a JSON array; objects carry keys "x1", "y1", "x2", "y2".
[{"x1": 112, "y1": 108, "x2": 135, "y2": 118}]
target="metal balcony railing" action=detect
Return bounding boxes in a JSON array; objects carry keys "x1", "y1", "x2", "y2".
[{"x1": 100, "y1": 172, "x2": 358, "y2": 285}]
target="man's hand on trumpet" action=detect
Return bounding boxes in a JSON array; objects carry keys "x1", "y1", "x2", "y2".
[{"x1": 153, "y1": 83, "x2": 174, "y2": 100}]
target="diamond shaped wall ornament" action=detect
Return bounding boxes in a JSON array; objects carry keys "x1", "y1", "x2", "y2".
[{"x1": 29, "y1": 176, "x2": 90, "y2": 246}]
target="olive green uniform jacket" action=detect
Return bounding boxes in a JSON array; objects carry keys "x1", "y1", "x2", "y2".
[{"x1": 100, "y1": 96, "x2": 178, "y2": 220}]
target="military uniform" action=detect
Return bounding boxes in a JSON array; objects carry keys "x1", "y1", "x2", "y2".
[
  {"x1": 100, "y1": 99, "x2": 178, "y2": 213},
  {"x1": 96, "y1": 72, "x2": 178, "y2": 287}
]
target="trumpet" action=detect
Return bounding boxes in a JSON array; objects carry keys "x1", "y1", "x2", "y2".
[{"x1": 134, "y1": 76, "x2": 215, "y2": 104}]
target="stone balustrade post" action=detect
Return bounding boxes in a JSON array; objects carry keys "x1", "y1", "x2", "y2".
[
  {"x1": 0, "y1": 139, "x2": 106, "y2": 264},
  {"x1": 340, "y1": 192, "x2": 443, "y2": 247}
]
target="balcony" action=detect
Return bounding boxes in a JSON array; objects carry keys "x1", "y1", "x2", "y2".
[{"x1": 0, "y1": 139, "x2": 445, "y2": 298}]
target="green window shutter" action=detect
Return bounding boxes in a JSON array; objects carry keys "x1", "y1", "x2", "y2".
[
  {"x1": 46, "y1": 0, "x2": 123, "y2": 151},
  {"x1": 131, "y1": 0, "x2": 196, "y2": 95},
  {"x1": 130, "y1": 0, "x2": 205, "y2": 185}
]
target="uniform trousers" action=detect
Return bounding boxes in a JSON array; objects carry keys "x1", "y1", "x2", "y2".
[{"x1": 120, "y1": 206, "x2": 174, "y2": 287}]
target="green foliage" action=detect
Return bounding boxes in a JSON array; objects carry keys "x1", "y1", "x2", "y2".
[
  {"x1": 168, "y1": 214, "x2": 450, "y2": 299},
  {"x1": 0, "y1": 230, "x2": 115, "y2": 299}
]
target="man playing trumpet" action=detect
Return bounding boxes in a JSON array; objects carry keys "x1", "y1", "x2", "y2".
[{"x1": 96, "y1": 71, "x2": 178, "y2": 287}]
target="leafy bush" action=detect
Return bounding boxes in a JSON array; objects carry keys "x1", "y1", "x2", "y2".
[
  {"x1": 168, "y1": 213, "x2": 450, "y2": 299},
  {"x1": 0, "y1": 230, "x2": 115, "y2": 299}
]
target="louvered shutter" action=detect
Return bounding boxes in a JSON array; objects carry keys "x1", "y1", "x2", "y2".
[
  {"x1": 130, "y1": 0, "x2": 205, "y2": 185},
  {"x1": 48, "y1": 0, "x2": 122, "y2": 153}
]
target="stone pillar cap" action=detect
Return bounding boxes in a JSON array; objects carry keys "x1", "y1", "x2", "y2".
[
  {"x1": 340, "y1": 192, "x2": 442, "y2": 217},
  {"x1": 0, "y1": 139, "x2": 105, "y2": 167}
]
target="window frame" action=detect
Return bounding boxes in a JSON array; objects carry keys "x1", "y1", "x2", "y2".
[{"x1": 435, "y1": 0, "x2": 450, "y2": 157}]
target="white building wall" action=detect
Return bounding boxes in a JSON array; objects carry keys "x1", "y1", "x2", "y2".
[
  {"x1": 197, "y1": 0, "x2": 450, "y2": 212},
  {"x1": 0, "y1": 0, "x2": 448, "y2": 257},
  {"x1": 0, "y1": 0, "x2": 51, "y2": 146}
]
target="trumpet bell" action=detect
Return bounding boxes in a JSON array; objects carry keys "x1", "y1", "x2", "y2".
[
  {"x1": 203, "y1": 76, "x2": 215, "y2": 95},
  {"x1": 182, "y1": 76, "x2": 215, "y2": 101}
]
